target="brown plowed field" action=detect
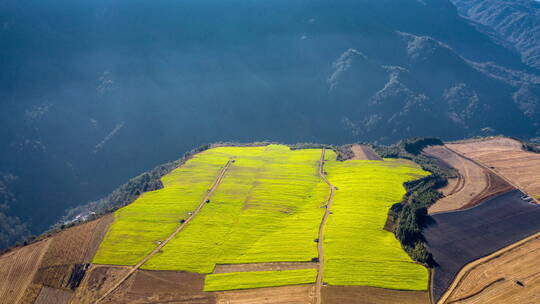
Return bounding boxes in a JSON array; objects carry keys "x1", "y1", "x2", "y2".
[
  {"x1": 425, "y1": 190, "x2": 540, "y2": 302},
  {"x1": 34, "y1": 286, "x2": 73, "y2": 304},
  {"x1": 216, "y1": 284, "x2": 314, "y2": 304},
  {"x1": 34, "y1": 214, "x2": 113, "y2": 289},
  {"x1": 40, "y1": 214, "x2": 113, "y2": 267},
  {"x1": 447, "y1": 137, "x2": 540, "y2": 197},
  {"x1": 0, "y1": 239, "x2": 51, "y2": 304},
  {"x1": 442, "y1": 233, "x2": 540, "y2": 304},
  {"x1": 70, "y1": 265, "x2": 132, "y2": 304},
  {"x1": 350, "y1": 144, "x2": 383, "y2": 160},
  {"x1": 321, "y1": 285, "x2": 429, "y2": 304},
  {"x1": 98, "y1": 269, "x2": 216, "y2": 304},
  {"x1": 213, "y1": 262, "x2": 317, "y2": 274},
  {"x1": 424, "y1": 146, "x2": 512, "y2": 214}
]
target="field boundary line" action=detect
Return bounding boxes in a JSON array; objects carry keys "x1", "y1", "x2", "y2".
[
  {"x1": 93, "y1": 159, "x2": 234, "y2": 304},
  {"x1": 445, "y1": 145, "x2": 539, "y2": 205},
  {"x1": 315, "y1": 148, "x2": 336, "y2": 304},
  {"x1": 437, "y1": 231, "x2": 540, "y2": 304}
]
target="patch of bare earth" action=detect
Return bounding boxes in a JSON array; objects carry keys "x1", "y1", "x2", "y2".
[
  {"x1": 447, "y1": 137, "x2": 540, "y2": 197},
  {"x1": 97, "y1": 269, "x2": 215, "y2": 304},
  {"x1": 443, "y1": 233, "x2": 540, "y2": 304},
  {"x1": 0, "y1": 239, "x2": 51, "y2": 304},
  {"x1": 350, "y1": 144, "x2": 383, "y2": 160},
  {"x1": 18, "y1": 284, "x2": 43, "y2": 304},
  {"x1": 34, "y1": 214, "x2": 114, "y2": 290},
  {"x1": 468, "y1": 171, "x2": 514, "y2": 209},
  {"x1": 34, "y1": 286, "x2": 73, "y2": 304},
  {"x1": 213, "y1": 262, "x2": 317, "y2": 274},
  {"x1": 322, "y1": 285, "x2": 429, "y2": 304},
  {"x1": 424, "y1": 145, "x2": 513, "y2": 214},
  {"x1": 216, "y1": 284, "x2": 315, "y2": 304},
  {"x1": 70, "y1": 265, "x2": 132, "y2": 304}
]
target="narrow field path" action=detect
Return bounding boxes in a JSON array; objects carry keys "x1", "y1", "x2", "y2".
[
  {"x1": 93, "y1": 159, "x2": 234, "y2": 304},
  {"x1": 315, "y1": 148, "x2": 336, "y2": 304}
]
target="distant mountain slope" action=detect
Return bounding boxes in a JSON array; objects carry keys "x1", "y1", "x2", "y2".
[
  {"x1": 1, "y1": 0, "x2": 539, "y2": 248},
  {"x1": 451, "y1": 0, "x2": 540, "y2": 69}
]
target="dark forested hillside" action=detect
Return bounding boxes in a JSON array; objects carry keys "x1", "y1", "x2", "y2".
[
  {"x1": 1, "y1": 0, "x2": 539, "y2": 248},
  {"x1": 451, "y1": 0, "x2": 540, "y2": 69}
]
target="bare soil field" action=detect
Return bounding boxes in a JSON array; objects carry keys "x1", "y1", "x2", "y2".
[
  {"x1": 40, "y1": 214, "x2": 113, "y2": 267},
  {"x1": 350, "y1": 144, "x2": 383, "y2": 160},
  {"x1": 447, "y1": 137, "x2": 540, "y2": 197},
  {"x1": 18, "y1": 284, "x2": 43, "y2": 304},
  {"x1": 0, "y1": 239, "x2": 51, "y2": 304},
  {"x1": 468, "y1": 171, "x2": 513, "y2": 209},
  {"x1": 216, "y1": 284, "x2": 314, "y2": 304},
  {"x1": 321, "y1": 285, "x2": 429, "y2": 304},
  {"x1": 89, "y1": 268, "x2": 313, "y2": 304},
  {"x1": 34, "y1": 286, "x2": 73, "y2": 304},
  {"x1": 442, "y1": 233, "x2": 540, "y2": 304},
  {"x1": 99, "y1": 269, "x2": 216, "y2": 304},
  {"x1": 34, "y1": 214, "x2": 113, "y2": 290},
  {"x1": 70, "y1": 265, "x2": 132, "y2": 304},
  {"x1": 213, "y1": 262, "x2": 317, "y2": 274},
  {"x1": 424, "y1": 190, "x2": 540, "y2": 302},
  {"x1": 447, "y1": 137, "x2": 523, "y2": 153},
  {"x1": 424, "y1": 146, "x2": 488, "y2": 213},
  {"x1": 424, "y1": 145, "x2": 514, "y2": 214}
]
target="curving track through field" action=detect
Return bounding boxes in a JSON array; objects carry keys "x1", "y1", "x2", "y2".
[{"x1": 93, "y1": 159, "x2": 234, "y2": 304}]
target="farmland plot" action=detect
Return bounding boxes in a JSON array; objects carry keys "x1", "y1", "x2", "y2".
[
  {"x1": 34, "y1": 214, "x2": 113, "y2": 289},
  {"x1": 424, "y1": 145, "x2": 513, "y2": 214},
  {"x1": 424, "y1": 190, "x2": 540, "y2": 301},
  {"x1": 143, "y1": 145, "x2": 329, "y2": 289},
  {"x1": 93, "y1": 150, "x2": 231, "y2": 265},
  {"x1": 323, "y1": 159, "x2": 430, "y2": 290},
  {"x1": 204, "y1": 269, "x2": 318, "y2": 291},
  {"x1": 216, "y1": 285, "x2": 314, "y2": 304},
  {"x1": 447, "y1": 137, "x2": 540, "y2": 197},
  {"x1": 443, "y1": 233, "x2": 540, "y2": 304},
  {"x1": 0, "y1": 239, "x2": 50, "y2": 304},
  {"x1": 322, "y1": 285, "x2": 429, "y2": 304}
]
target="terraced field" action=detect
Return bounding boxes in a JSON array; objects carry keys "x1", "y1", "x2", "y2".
[{"x1": 323, "y1": 158, "x2": 430, "y2": 290}]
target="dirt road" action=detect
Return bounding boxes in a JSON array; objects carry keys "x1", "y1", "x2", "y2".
[
  {"x1": 93, "y1": 159, "x2": 234, "y2": 304},
  {"x1": 315, "y1": 149, "x2": 336, "y2": 304}
]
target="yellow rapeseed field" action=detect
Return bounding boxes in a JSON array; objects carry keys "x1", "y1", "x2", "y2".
[
  {"x1": 143, "y1": 145, "x2": 330, "y2": 273},
  {"x1": 323, "y1": 158, "x2": 429, "y2": 290},
  {"x1": 93, "y1": 149, "x2": 231, "y2": 265}
]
